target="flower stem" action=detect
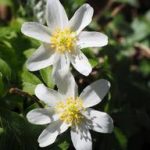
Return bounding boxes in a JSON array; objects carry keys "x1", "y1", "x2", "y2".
[{"x1": 9, "y1": 88, "x2": 44, "y2": 108}]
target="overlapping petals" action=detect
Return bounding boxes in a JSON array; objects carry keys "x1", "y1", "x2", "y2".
[
  {"x1": 21, "y1": 0, "x2": 108, "y2": 77},
  {"x1": 24, "y1": 0, "x2": 113, "y2": 149},
  {"x1": 26, "y1": 73, "x2": 113, "y2": 149},
  {"x1": 38, "y1": 120, "x2": 69, "y2": 147},
  {"x1": 26, "y1": 44, "x2": 58, "y2": 71}
]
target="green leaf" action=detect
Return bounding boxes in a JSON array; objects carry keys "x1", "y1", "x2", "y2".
[
  {"x1": 0, "y1": 58, "x2": 11, "y2": 80},
  {"x1": 23, "y1": 49, "x2": 36, "y2": 58},
  {"x1": 40, "y1": 67, "x2": 55, "y2": 88},
  {"x1": 10, "y1": 18, "x2": 24, "y2": 32},
  {"x1": 114, "y1": 127, "x2": 127, "y2": 150},
  {"x1": 89, "y1": 58, "x2": 99, "y2": 68},
  {"x1": 139, "y1": 60, "x2": 150, "y2": 77},
  {"x1": 132, "y1": 18, "x2": 150, "y2": 36},
  {"x1": 0, "y1": 0, "x2": 12, "y2": 6},
  {"x1": 127, "y1": 17, "x2": 150, "y2": 43},
  {"x1": 0, "y1": 107, "x2": 43, "y2": 150},
  {"x1": 0, "y1": 73, "x2": 5, "y2": 97},
  {"x1": 58, "y1": 141, "x2": 70, "y2": 150},
  {"x1": 0, "y1": 27, "x2": 14, "y2": 39},
  {"x1": 0, "y1": 127, "x2": 4, "y2": 135},
  {"x1": 21, "y1": 70, "x2": 42, "y2": 95},
  {"x1": 75, "y1": 0, "x2": 86, "y2": 5}
]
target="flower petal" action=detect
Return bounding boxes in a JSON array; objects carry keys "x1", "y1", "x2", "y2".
[
  {"x1": 83, "y1": 108, "x2": 114, "y2": 133},
  {"x1": 35, "y1": 84, "x2": 63, "y2": 106},
  {"x1": 70, "y1": 51, "x2": 92, "y2": 76},
  {"x1": 38, "y1": 120, "x2": 69, "y2": 147},
  {"x1": 46, "y1": 0, "x2": 68, "y2": 32},
  {"x1": 21, "y1": 22, "x2": 51, "y2": 43},
  {"x1": 78, "y1": 31, "x2": 108, "y2": 49},
  {"x1": 80, "y1": 79, "x2": 110, "y2": 108},
  {"x1": 54, "y1": 71, "x2": 78, "y2": 98},
  {"x1": 69, "y1": 4, "x2": 94, "y2": 34},
  {"x1": 26, "y1": 108, "x2": 58, "y2": 125},
  {"x1": 52, "y1": 53, "x2": 70, "y2": 81},
  {"x1": 71, "y1": 124, "x2": 92, "y2": 150},
  {"x1": 26, "y1": 44, "x2": 58, "y2": 71},
  {"x1": 54, "y1": 54, "x2": 70, "y2": 73}
]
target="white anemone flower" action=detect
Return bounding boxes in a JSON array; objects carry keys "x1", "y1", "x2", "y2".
[
  {"x1": 21, "y1": 0, "x2": 108, "y2": 77},
  {"x1": 26, "y1": 74, "x2": 113, "y2": 149}
]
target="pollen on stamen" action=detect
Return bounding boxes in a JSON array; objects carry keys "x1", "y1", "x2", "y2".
[
  {"x1": 55, "y1": 97, "x2": 85, "y2": 126},
  {"x1": 50, "y1": 28, "x2": 77, "y2": 54}
]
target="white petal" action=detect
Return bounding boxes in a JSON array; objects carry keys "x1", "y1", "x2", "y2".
[
  {"x1": 26, "y1": 108, "x2": 57, "y2": 125},
  {"x1": 52, "y1": 55, "x2": 75, "y2": 97},
  {"x1": 70, "y1": 51, "x2": 92, "y2": 76},
  {"x1": 27, "y1": 44, "x2": 58, "y2": 71},
  {"x1": 69, "y1": 4, "x2": 94, "y2": 34},
  {"x1": 80, "y1": 79, "x2": 110, "y2": 108},
  {"x1": 46, "y1": 0, "x2": 68, "y2": 32},
  {"x1": 21, "y1": 22, "x2": 51, "y2": 43},
  {"x1": 55, "y1": 54, "x2": 70, "y2": 73},
  {"x1": 83, "y1": 108, "x2": 114, "y2": 133},
  {"x1": 38, "y1": 120, "x2": 69, "y2": 147},
  {"x1": 52, "y1": 54, "x2": 70, "y2": 81},
  {"x1": 71, "y1": 124, "x2": 92, "y2": 150},
  {"x1": 78, "y1": 31, "x2": 108, "y2": 49},
  {"x1": 54, "y1": 71, "x2": 78, "y2": 98},
  {"x1": 35, "y1": 84, "x2": 63, "y2": 106}
]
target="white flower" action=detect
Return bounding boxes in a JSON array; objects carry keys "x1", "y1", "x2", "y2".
[
  {"x1": 21, "y1": 0, "x2": 108, "y2": 77},
  {"x1": 26, "y1": 73, "x2": 113, "y2": 150}
]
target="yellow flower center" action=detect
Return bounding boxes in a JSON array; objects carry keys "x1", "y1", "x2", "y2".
[
  {"x1": 50, "y1": 28, "x2": 77, "y2": 53},
  {"x1": 55, "y1": 97, "x2": 85, "y2": 126}
]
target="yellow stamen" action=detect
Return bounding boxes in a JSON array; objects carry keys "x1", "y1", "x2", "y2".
[
  {"x1": 50, "y1": 28, "x2": 77, "y2": 53},
  {"x1": 55, "y1": 97, "x2": 85, "y2": 126}
]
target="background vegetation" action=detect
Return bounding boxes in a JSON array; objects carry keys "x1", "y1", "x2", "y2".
[{"x1": 0, "y1": 0, "x2": 150, "y2": 149}]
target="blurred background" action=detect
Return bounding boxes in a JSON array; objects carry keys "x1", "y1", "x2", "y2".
[{"x1": 0, "y1": 0, "x2": 150, "y2": 149}]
